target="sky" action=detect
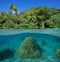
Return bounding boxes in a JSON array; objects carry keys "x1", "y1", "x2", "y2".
[{"x1": 0, "y1": 0, "x2": 60, "y2": 12}]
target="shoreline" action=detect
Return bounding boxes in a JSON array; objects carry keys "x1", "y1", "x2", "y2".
[{"x1": 0, "y1": 28, "x2": 60, "y2": 37}]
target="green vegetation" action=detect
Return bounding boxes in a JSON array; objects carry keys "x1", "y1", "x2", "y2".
[
  {"x1": 0, "y1": 5, "x2": 60, "y2": 29},
  {"x1": 16, "y1": 37, "x2": 42, "y2": 59}
]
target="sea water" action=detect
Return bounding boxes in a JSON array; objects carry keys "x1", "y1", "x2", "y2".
[{"x1": 0, "y1": 28, "x2": 60, "y2": 62}]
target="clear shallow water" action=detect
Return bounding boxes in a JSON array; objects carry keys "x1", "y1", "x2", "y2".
[{"x1": 0, "y1": 29, "x2": 60, "y2": 62}]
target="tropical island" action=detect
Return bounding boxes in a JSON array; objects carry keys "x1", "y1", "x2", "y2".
[{"x1": 0, "y1": 5, "x2": 60, "y2": 29}]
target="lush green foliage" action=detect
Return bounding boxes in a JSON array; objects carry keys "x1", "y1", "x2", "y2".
[
  {"x1": 0, "y1": 5, "x2": 60, "y2": 29},
  {"x1": 16, "y1": 37, "x2": 42, "y2": 59}
]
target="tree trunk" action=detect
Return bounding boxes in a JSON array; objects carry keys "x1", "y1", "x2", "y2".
[{"x1": 41, "y1": 22, "x2": 44, "y2": 28}]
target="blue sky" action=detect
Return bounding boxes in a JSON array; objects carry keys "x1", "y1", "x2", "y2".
[{"x1": 0, "y1": 0, "x2": 60, "y2": 12}]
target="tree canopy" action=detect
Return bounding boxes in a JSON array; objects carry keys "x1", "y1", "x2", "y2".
[{"x1": 0, "y1": 5, "x2": 60, "y2": 29}]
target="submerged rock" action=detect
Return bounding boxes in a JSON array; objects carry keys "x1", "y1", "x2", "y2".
[
  {"x1": 0, "y1": 48, "x2": 14, "y2": 61},
  {"x1": 56, "y1": 49, "x2": 60, "y2": 59},
  {"x1": 16, "y1": 37, "x2": 42, "y2": 59}
]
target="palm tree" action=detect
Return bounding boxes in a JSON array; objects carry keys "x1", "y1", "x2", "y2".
[
  {"x1": 9, "y1": 4, "x2": 18, "y2": 15},
  {"x1": 9, "y1": 5, "x2": 13, "y2": 15}
]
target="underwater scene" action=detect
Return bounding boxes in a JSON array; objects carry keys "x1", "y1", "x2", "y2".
[{"x1": 0, "y1": 28, "x2": 60, "y2": 62}]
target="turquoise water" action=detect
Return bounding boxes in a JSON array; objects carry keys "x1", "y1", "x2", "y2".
[{"x1": 0, "y1": 29, "x2": 60, "y2": 62}]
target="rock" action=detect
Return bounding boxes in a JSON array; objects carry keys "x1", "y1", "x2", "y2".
[
  {"x1": 56, "y1": 49, "x2": 60, "y2": 59},
  {"x1": 0, "y1": 48, "x2": 14, "y2": 61},
  {"x1": 16, "y1": 37, "x2": 42, "y2": 59}
]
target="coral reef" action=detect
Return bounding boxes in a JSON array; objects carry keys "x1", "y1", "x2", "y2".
[
  {"x1": 16, "y1": 37, "x2": 42, "y2": 59},
  {"x1": 0, "y1": 48, "x2": 14, "y2": 61},
  {"x1": 56, "y1": 49, "x2": 60, "y2": 59}
]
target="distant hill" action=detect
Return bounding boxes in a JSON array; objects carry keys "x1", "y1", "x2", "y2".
[{"x1": 0, "y1": 5, "x2": 60, "y2": 29}]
